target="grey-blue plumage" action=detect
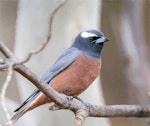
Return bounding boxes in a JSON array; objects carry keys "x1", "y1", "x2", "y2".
[{"x1": 42, "y1": 47, "x2": 80, "y2": 83}]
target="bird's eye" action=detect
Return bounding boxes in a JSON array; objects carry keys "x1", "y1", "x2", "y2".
[{"x1": 89, "y1": 36, "x2": 100, "y2": 42}]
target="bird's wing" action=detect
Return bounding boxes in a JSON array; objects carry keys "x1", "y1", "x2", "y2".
[
  {"x1": 13, "y1": 47, "x2": 80, "y2": 112},
  {"x1": 41, "y1": 47, "x2": 80, "y2": 83}
]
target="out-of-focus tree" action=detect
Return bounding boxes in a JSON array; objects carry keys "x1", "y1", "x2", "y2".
[{"x1": 101, "y1": 0, "x2": 150, "y2": 126}]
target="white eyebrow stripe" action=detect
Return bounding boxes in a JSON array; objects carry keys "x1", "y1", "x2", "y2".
[{"x1": 81, "y1": 32, "x2": 98, "y2": 38}]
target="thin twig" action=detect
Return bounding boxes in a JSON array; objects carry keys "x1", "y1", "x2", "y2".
[
  {"x1": 17, "y1": 0, "x2": 68, "y2": 64},
  {"x1": 0, "y1": 64, "x2": 9, "y2": 70},
  {"x1": 0, "y1": 59, "x2": 5, "y2": 64},
  {"x1": 0, "y1": 65, "x2": 13, "y2": 126},
  {"x1": 0, "y1": 42, "x2": 15, "y2": 59}
]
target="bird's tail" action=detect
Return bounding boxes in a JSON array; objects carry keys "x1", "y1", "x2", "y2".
[
  {"x1": 10, "y1": 109, "x2": 27, "y2": 124},
  {"x1": 10, "y1": 89, "x2": 40, "y2": 124}
]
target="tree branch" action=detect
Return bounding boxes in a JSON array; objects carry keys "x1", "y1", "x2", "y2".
[
  {"x1": 0, "y1": 42, "x2": 15, "y2": 59},
  {"x1": 0, "y1": 65, "x2": 13, "y2": 126}
]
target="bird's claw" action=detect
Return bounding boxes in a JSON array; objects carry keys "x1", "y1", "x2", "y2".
[
  {"x1": 67, "y1": 95, "x2": 74, "y2": 101},
  {"x1": 76, "y1": 97, "x2": 93, "y2": 112},
  {"x1": 49, "y1": 104, "x2": 63, "y2": 110}
]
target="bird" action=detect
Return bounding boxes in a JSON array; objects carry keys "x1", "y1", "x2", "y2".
[{"x1": 10, "y1": 29, "x2": 109, "y2": 123}]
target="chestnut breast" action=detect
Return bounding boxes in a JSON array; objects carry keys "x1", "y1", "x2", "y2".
[{"x1": 50, "y1": 54, "x2": 101, "y2": 97}]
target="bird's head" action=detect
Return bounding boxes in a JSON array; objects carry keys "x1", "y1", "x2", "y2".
[{"x1": 72, "y1": 29, "x2": 109, "y2": 59}]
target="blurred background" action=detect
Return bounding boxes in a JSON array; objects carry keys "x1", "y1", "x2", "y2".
[{"x1": 0, "y1": 0, "x2": 150, "y2": 126}]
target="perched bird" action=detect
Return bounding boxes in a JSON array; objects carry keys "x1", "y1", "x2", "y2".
[{"x1": 11, "y1": 29, "x2": 109, "y2": 123}]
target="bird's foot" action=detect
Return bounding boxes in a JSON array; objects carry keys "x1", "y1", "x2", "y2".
[
  {"x1": 49, "y1": 93, "x2": 74, "y2": 110},
  {"x1": 66, "y1": 95, "x2": 74, "y2": 101},
  {"x1": 76, "y1": 97, "x2": 93, "y2": 112},
  {"x1": 76, "y1": 97, "x2": 88, "y2": 105},
  {"x1": 49, "y1": 104, "x2": 63, "y2": 110}
]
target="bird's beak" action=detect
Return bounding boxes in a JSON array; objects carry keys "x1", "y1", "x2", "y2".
[{"x1": 96, "y1": 36, "x2": 110, "y2": 44}]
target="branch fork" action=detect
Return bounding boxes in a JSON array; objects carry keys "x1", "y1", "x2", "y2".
[{"x1": 49, "y1": 95, "x2": 91, "y2": 125}]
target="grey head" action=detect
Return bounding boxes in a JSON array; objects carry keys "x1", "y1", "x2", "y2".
[{"x1": 72, "y1": 29, "x2": 109, "y2": 60}]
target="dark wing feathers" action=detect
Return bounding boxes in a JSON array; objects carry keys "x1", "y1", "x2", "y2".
[
  {"x1": 14, "y1": 47, "x2": 80, "y2": 112},
  {"x1": 14, "y1": 89, "x2": 40, "y2": 112}
]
